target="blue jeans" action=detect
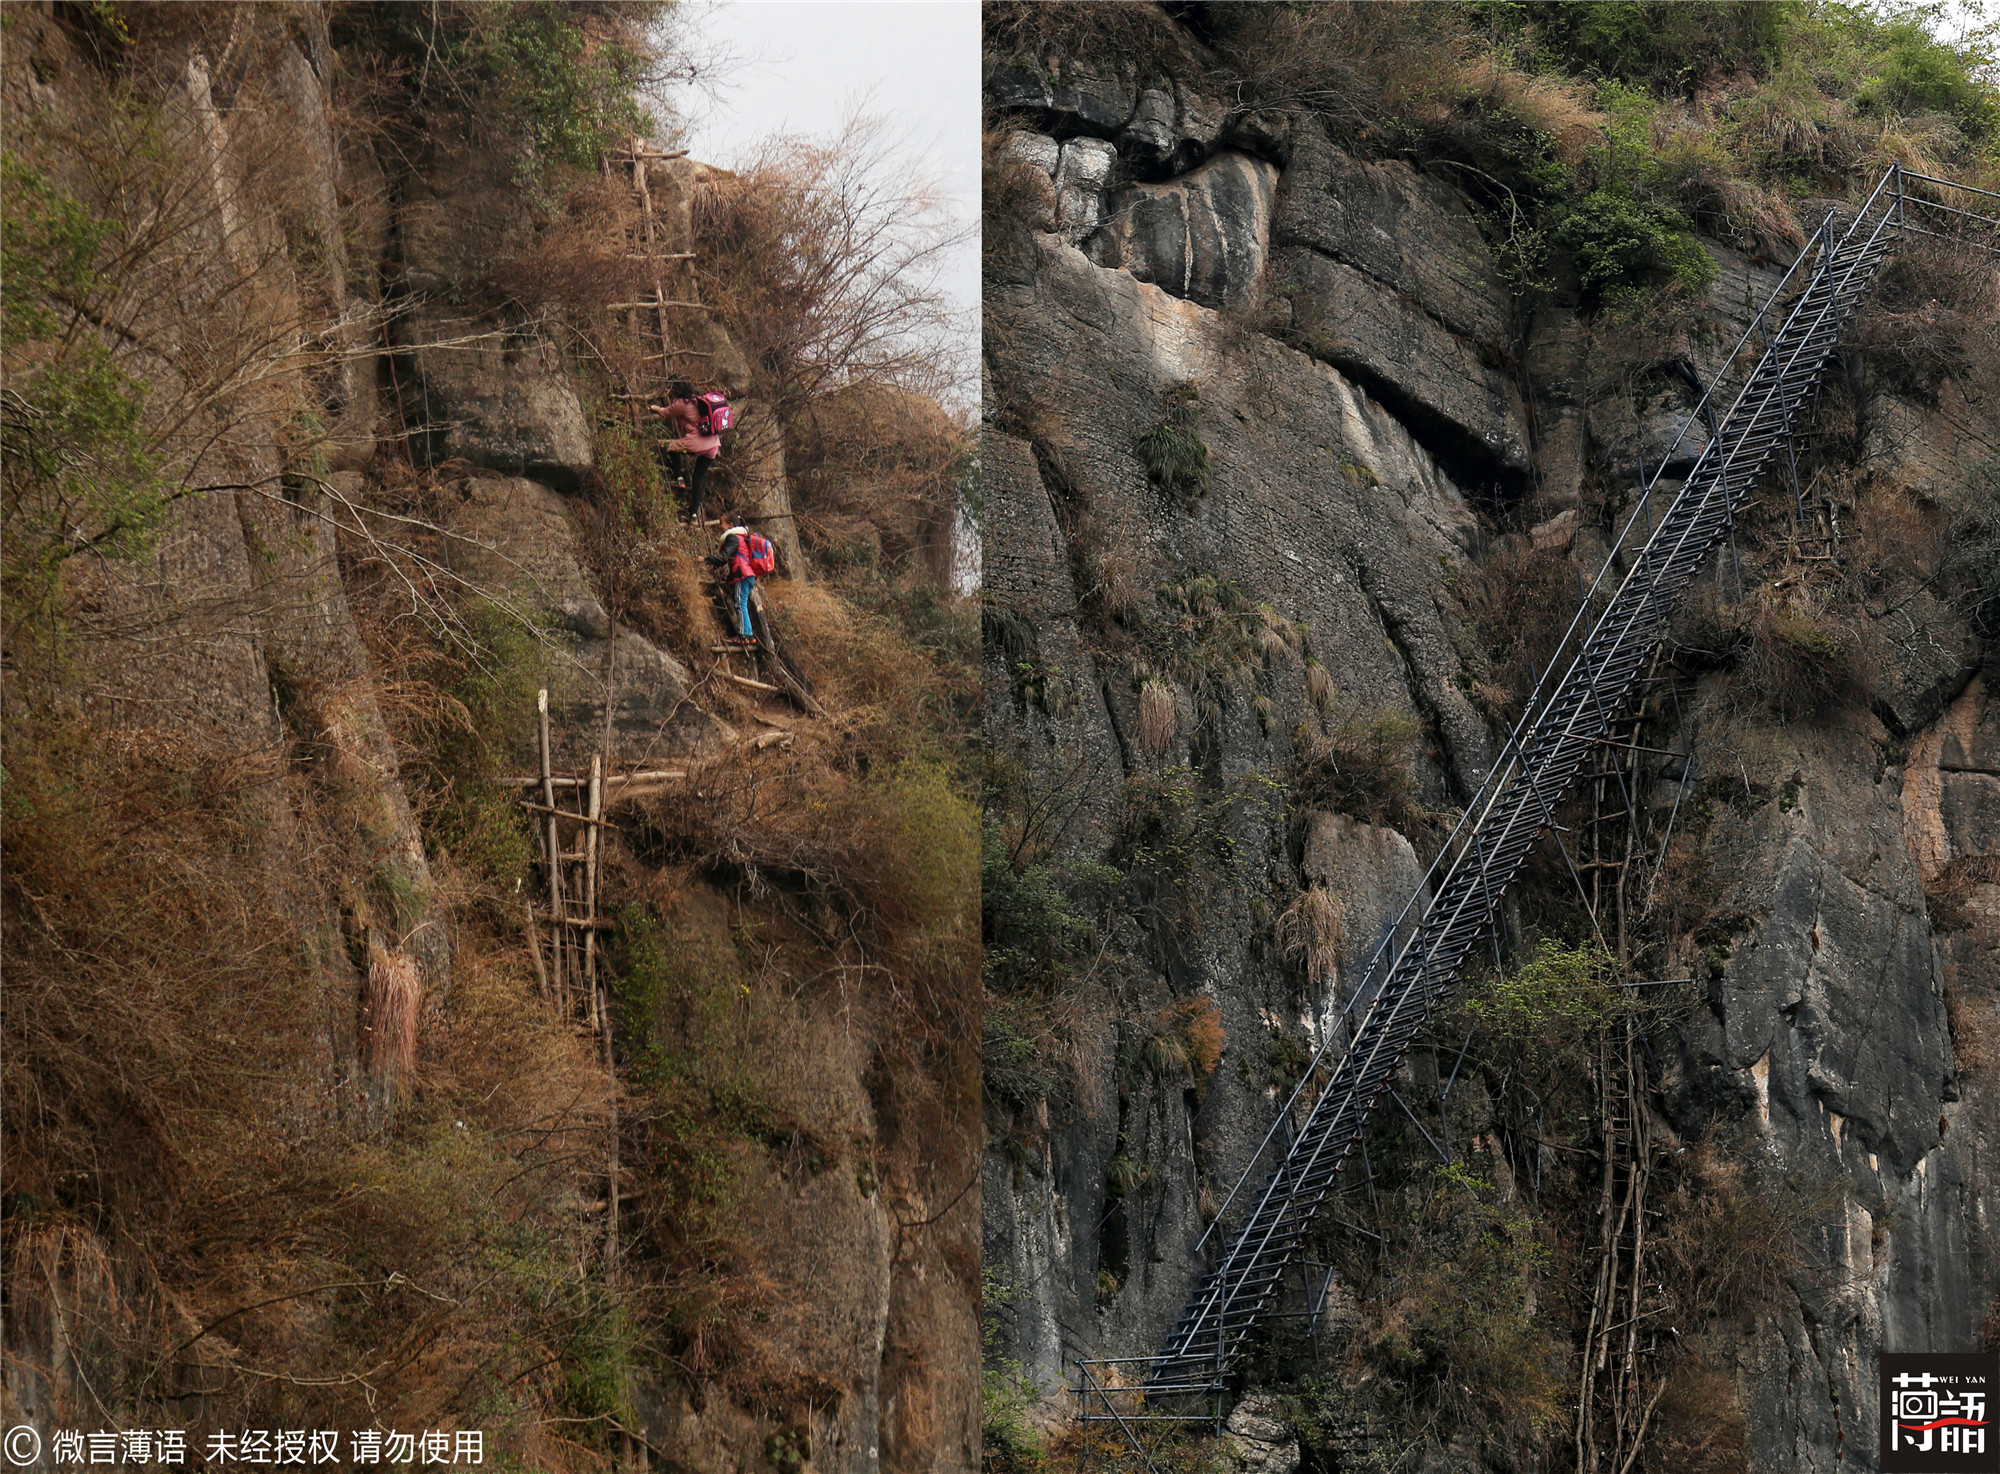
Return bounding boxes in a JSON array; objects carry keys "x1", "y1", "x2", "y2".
[{"x1": 733, "y1": 576, "x2": 755, "y2": 638}]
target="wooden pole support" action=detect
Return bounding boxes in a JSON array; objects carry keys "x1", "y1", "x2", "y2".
[
  {"x1": 584, "y1": 755, "x2": 603, "y2": 1033},
  {"x1": 520, "y1": 801, "x2": 625, "y2": 829},
  {"x1": 537, "y1": 688, "x2": 566, "y2": 1005},
  {"x1": 524, "y1": 903, "x2": 551, "y2": 1003}
]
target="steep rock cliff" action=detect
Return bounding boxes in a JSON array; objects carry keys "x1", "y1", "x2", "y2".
[
  {"x1": 984, "y1": 27, "x2": 1998, "y2": 1471},
  {"x1": 2, "y1": 9, "x2": 974, "y2": 1472}
]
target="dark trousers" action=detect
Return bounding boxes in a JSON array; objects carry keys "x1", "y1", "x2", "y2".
[{"x1": 678, "y1": 453, "x2": 711, "y2": 522}]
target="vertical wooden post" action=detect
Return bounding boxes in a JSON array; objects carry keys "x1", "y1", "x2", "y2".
[
  {"x1": 523, "y1": 901, "x2": 551, "y2": 1003},
  {"x1": 632, "y1": 133, "x2": 674, "y2": 376},
  {"x1": 538, "y1": 689, "x2": 566, "y2": 1009},
  {"x1": 585, "y1": 754, "x2": 603, "y2": 1032}
]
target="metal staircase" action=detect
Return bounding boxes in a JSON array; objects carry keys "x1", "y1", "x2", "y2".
[{"x1": 1075, "y1": 165, "x2": 2000, "y2": 1459}]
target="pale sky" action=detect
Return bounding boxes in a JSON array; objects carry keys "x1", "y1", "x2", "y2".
[{"x1": 659, "y1": 1, "x2": 981, "y2": 400}]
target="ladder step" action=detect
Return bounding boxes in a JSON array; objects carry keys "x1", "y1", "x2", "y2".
[{"x1": 1139, "y1": 178, "x2": 1913, "y2": 1405}]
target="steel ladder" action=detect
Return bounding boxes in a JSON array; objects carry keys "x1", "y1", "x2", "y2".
[{"x1": 1074, "y1": 168, "x2": 2000, "y2": 1451}]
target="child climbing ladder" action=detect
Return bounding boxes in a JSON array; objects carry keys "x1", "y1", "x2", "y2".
[
  {"x1": 711, "y1": 524, "x2": 775, "y2": 645},
  {"x1": 649, "y1": 379, "x2": 732, "y2": 525}
]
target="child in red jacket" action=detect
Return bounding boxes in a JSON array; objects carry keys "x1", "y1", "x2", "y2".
[{"x1": 708, "y1": 525, "x2": 758, "y2": 645}]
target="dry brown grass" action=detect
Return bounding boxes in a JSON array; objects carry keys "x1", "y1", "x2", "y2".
[
  {"x1": 1648, "y1": 1140, "x2": 1830, "y2": 1326},
  {"x1": 1213, "y1": 2, "x2": 1473, "y2": 147},
  {"x1": 1144, "y1": 997, "x2": 1225, "y2": 1084},
  {"x1": 1741, "y1": 588, "x2": 1866, "y2": 721},
  {"x1": 1277, "y1": 885, "x2": 1345, "y2": 991},
  {"x1": 1639, "y1": 1358, "x2": 1753, "y2": 1473},
  {"x1": 1466, "y1": 540, "x2": 1582, "y2": 723},
  {"x1": 982, "y1": 0, "x2": 1209, "y2": 78},
  {"x1": 362, "y1": 942, "x2": 422, "y2": 1088},
  {"x1": 1, "y1": 707, "x2": 628, "y2": 1455},
  {"x1": 1289, "y1": 708, "x2": 1430, "y2": 836},
  {"x1": 1138, "y1": 678, "x2": 1177, "y2": 755},
  {"x1": 1851, "y1": 235, "x2": 2000, "y2": 400},
  {"x1": 486, "y1": 172, "x2": 644, "y2": 332},
  {"x1": 786, "y1": 382, "x2": 969, "y2": 580},
  {"x1": 1460, "y1": 56, "x2": 1606, "y2": 164}
]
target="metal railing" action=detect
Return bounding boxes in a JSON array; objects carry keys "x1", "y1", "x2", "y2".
[{"x1": 1073, "y1": 164, "x2": 2000, "y2": 1471}]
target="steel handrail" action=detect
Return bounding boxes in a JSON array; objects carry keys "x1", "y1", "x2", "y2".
[
  {"x1": 1150, "y1": 164, "x2": 1938, "y2": 1386},
  {"x1": 1191, "y1": 166, "x2": 1914, "y2": 1262}
]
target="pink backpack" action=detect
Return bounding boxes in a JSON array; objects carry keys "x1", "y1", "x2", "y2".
[{"x1": 695, "y1": 391, "x2": 733, "y2": 435}]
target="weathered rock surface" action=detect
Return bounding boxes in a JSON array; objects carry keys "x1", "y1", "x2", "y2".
[
  {"x1": 1866, "y1": 586, "x2": 1979, "y2": 735},
  {"x1": 396, "y1": 307, "x2": 594, "y2": 487},
  {"x1": 1225, "y1": 1394, "x2": 1303, "y2": 1474},
  {"x1": 438, "y1": 474, "x2": 732, "y2": 765},
  {"x1": 1090, "y1": 151, "x2": 1279, "y2": 310},
  {"x1": 984, "y1": 229, "x2": 1494, "y2": 1394},
  {"x1": 984, "y1": 62, "x2": 1225, "y2": 177},
  {"x1": 391, "y1": 141, "x2": 594, "y2": 486},
  {"x1": 987, "y1": 27, "x2": 2000, "y2": 1474},
  {"x1": 1008, "y1": 131, "x2": 1121, "y2": 247},
  {"x1": 1270, "y1": 245, "x2": 1529, "y2": 476},
  {"x1": 1272, "y1": 130, "x2": 1512, "y2": 347}
]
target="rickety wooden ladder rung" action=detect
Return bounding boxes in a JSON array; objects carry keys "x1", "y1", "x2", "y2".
[
  {"x1": 511, "y1": 769, "x2": 687, "y2": 788},
  {"x1": 520, "y1": 800, "x2": 625, "y2": 829}
]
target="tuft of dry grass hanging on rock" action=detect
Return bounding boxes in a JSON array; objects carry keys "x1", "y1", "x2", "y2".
[
  {"x1": 1278, "y1": 884, "x2": 1345, "y2": 991},
  {"x1": 1138, "y1": 677, "x2": 1177, "y2": 756},
  {"x1": 362, "y1": 942, "x2": 422, "y2": 1089}
]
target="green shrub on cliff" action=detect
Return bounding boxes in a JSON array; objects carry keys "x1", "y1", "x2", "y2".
[
  {"x1": 0, "y1": 155, "x2": 166, "y2": 632},
  {"x1": 1134, "y1": 381, "x2": 1212, "y2": 505},
  {"x1": 343, "y1": 1, "x2": 668, "y2": 191},
  {"x1": 981, "y1": 1270, "x2": 1045, "y2": 1471},
  {"x1": 1481, "y1": 1, "x2": 1794, "y2": 97}
]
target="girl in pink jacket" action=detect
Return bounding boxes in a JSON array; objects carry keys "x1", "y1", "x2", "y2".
[{"x1": 650, "y1": 379, "x2": 723, "y2": 524}]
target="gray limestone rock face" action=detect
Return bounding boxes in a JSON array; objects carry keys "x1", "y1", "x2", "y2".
[
  {"x1": 394, "y1": 141, "x2": 593, "y2": 486},
  {"x1": 1662, "y1": 701, "x2": 1998, "y2": 1472},
  {"x1": 989, "y1": 233, "x2": 1490, "y2": 795},
  {"x1": 984, "y1": 232, "x2": 1497, "y2": 1395},
  {"x1": 438, "y1": 474, "x2": 732, "y2": 766},
  {"x1": 1090, "y1": 152, "x2": 1280, "y2": 311},
  {"x1": 1006, "y1": 132, "x2": 1119, "y2": 247},
  {"x1": 1270, "y1": 245, "x2": 1529, "y2": 476},
  {"x1": 398, "y1": 306, "x2": 594, "y2": 488},
  {"x1": 1057, "y1": 137, "x2": 1120, "y2": 243},
  {"x1": 1118, "y1": 81, "x2": 1226, "y2": 177},
  {"x1": 986, "y1": 63, "x2": 1226, "y2": 178},
  {"x1": 985, "y1": 30, "x2": 2000, "y2": 1471},
  {"x1": 986, "y1": 61, "x2": 1135, "y2": 139},
  {"x1": 1300, "y1": 811, "x2": 1425, "y2": 1025},
  {"x1": 1223, "y1": 109, "x2": 1294, "y2": 167},
  {"x1": 1585, "y1": 389, "x2": 1711, "y2": 478},
  {"x1": 1272, "y1": 129, "x2": 1512, "y2": 347},
  {"x1": 1003, "y1": 131, "x2": 1062, "y2": 236},
  {"x1": 1865, "y1": 586, "x2": 1978, "y2": 735},
  {"x1": 1225, "y1": 1394, "x2": 1302, "y2": 1474}
]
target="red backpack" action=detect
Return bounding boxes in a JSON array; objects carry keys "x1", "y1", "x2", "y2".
[
  {"x1": 744, "y1": 532, "x2": 776, "y2": 576},
  {"x1": 695, "y1": 391, "x2": 733, "y2": 435}
]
